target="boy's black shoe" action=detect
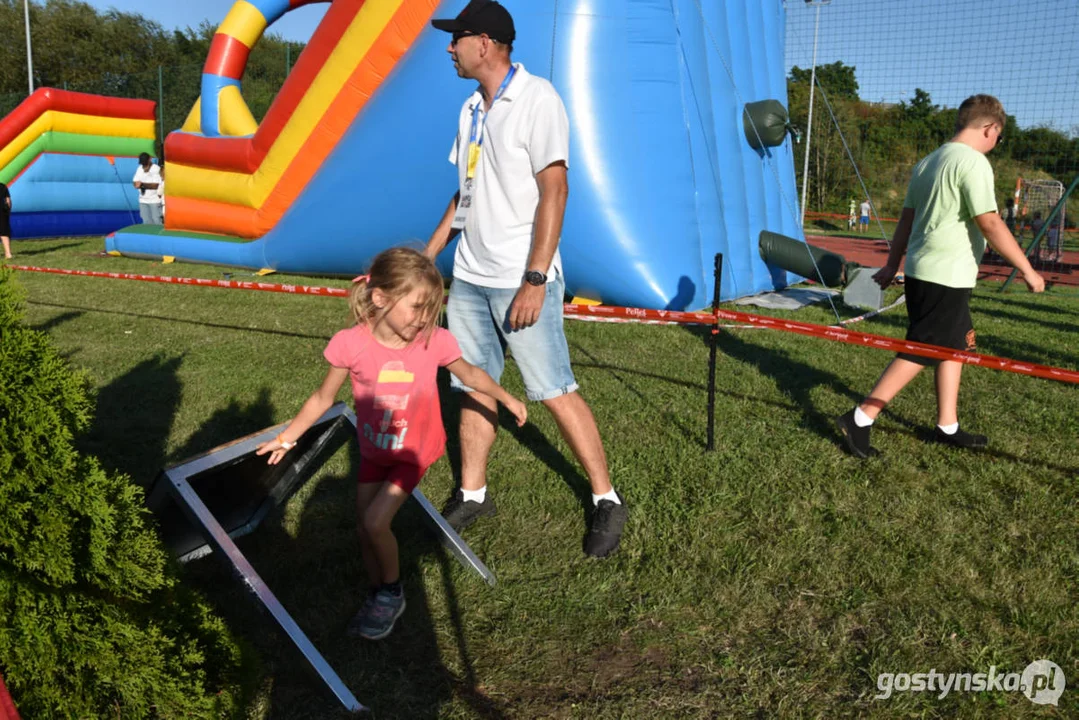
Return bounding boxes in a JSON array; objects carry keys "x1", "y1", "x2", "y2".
[
  {"x1": 441, "y1": 490, "x2": 497, "y2": 531},
  {"x1": 934, "y1": 427, "x2": 988, "y2": 450},
  {"x1": 835, "y1": 409, "x2": 874, "y2": 459},
  {"x1": 583, "y1": 492, "x2": 627, "y2": 558}
]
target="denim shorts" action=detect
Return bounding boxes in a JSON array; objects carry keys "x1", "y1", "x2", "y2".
[{"x1": 447, "y1": 272, "x2": 578, "y2": 402}]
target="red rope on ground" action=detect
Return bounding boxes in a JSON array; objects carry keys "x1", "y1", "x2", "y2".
[{"x1": 12, "y1": 264, "x2": 1078, "y2": 384}]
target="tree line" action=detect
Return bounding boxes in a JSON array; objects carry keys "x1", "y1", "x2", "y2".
[
  {"x1": 2, "y1": 3, "x2": 1074, "y2": 223},
  {"x1": 787, "y1": 62, "x2": 1079, "y2": 222}
]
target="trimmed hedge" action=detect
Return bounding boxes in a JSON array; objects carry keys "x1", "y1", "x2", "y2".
[{"x1": 0, "y1": 267, "x2": 245, "y2": 718}]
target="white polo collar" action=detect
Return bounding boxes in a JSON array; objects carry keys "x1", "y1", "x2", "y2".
[{"x1": 466, "y1": 62, "x2": 529, "y2": 111}]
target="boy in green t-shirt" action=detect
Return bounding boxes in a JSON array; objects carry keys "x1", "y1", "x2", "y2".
[{"x1": 836, "y1": 95, "x2": 1045, "y2": 459}]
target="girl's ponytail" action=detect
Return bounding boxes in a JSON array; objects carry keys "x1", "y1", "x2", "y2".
[{"x1": 348, "y1": 274, "x2": 374, "y2": 326}]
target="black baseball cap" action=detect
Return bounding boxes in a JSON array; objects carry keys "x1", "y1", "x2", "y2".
[{"x1": 432, "y1": 0, "x2": 516, "y2": 45}]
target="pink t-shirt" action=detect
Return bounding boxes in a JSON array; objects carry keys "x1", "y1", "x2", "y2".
[{"x1": 324, "y1": 325, "x2": 462, "y2": 467}]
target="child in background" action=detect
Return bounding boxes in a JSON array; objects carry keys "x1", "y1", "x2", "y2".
[
  {"x1": 157, "y1": 163, "x2": 165, "y2": 220},
  {"x1": 835, "y1": 95, "x2": 1045, "y2": 459},
  {"x1": 1046, "y1": 222, "x2": 1060, "y2": 262},
  {"x1": 257, "y1": 247, "x2": 527, "y2": 640},
  {"x1": 0, "y1": 181, "x2": 11, "y2": 259}
]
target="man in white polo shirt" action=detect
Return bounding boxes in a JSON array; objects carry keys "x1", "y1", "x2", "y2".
[
  {"x1": 132, "y1": 152, "x2": 163, "y2": 225},
  {"x1": 425, "y1": 0, "x2": 627, "y2": 558}
]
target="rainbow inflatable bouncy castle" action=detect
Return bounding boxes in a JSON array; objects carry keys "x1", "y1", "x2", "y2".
[
  {"x1": 0, "y1": 89, "x2": 156, "y2": 239},
  {"x1": 107, "y1": 0, "x2": 803, "y2": 309}
]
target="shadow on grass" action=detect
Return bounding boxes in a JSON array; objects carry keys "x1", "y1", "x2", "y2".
[
  {"x1": 974, "y1": 305, "x2": 1079, "y2": 336},
  {"x1": 11, "y1": 241, "x2": 84, "y2": 256},
  {"x1": 976, "y1": 334, "x2": 1079, "y2": 373},
  {"x1": 690, "y1": 322, "x2": 1076, "y2": 473},
  {"x1": 870, "y1": 422, "x2": 1078, "y2": 477},
  {"x1": 30, "y1": 309, "x2": 83, "y2": 333},
  {"x1": 569, "y1": 342, "x2": 801, "y2": 451},
  {"x1": 975, "y1": 290, "x2": 1079, "y2": 317},
  {"x1": 686, "y1": 325, "x2": 864, "y2": 445},
  {"x1": 79, "y1": 353, "x2": 183, "y2": 487},
  {"x1": 173, "y1": 433, "x2": 507, "y2": 719},
  {"x1": 813, "y1": 219, "x2": 844, "y2": 233},
  {"x1": 170, "y1": 388, "x2": 277, "y2": 463},
  {"x1": 27, "y1": 299, "x2": 332, "y2": 342}
]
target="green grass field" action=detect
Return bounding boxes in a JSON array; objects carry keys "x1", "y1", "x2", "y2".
[{"x1": 10, "y1": 237, "x2": 1079, "y2": 719}]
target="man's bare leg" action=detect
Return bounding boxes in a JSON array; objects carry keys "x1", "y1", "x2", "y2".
[
  {"x1": 541, "y1": 391, "x2": 612, "y2": 495},
  {"x1": 442, "y1": 392, "x2": 501, "y2": 530},
  {"x1": 458, "y1": 392, "x2": 499, "y2": 491}
]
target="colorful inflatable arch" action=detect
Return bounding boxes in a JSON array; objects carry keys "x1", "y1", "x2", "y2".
[
  {"x1": 107, "y1": 0, "x2": 803, "y2": 309},
  {"x1": 0, "y1": 89, "x2": 156, "y2": 238}
]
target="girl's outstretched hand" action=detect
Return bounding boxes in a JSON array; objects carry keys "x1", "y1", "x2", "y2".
[
  {"x1": 256, "y1": 435, "x2": 296, "y2": 465},
  {"x1": 505, "y1": 397, "x2": 528, "y2": 427}
]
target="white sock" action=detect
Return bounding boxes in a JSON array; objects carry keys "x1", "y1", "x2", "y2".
[
  {"x1": 461, "y1": 486, "x2": 487, "y2": 503},
  {"x1": 938, "y1": 422, "x2": 959, "y2": 435},
  {"x1": 853, "y1": 407, "x2": 874, "y2": 427},
  {"x1": 592, "y1": 488, "x2": 621, "y2": 506}
]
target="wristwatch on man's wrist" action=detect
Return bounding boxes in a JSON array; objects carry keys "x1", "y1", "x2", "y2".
[{"x1": 524, "y1": 270, "x2": 547, "y2": 286}]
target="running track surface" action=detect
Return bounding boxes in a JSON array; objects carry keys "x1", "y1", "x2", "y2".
[{"x1": 807, "y1": 234, "x2": 1079, "y2": 287}]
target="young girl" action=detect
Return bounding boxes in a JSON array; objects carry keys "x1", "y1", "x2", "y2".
[{"x1": 256, "y1": 247, "x2": 526, "y2": 641}]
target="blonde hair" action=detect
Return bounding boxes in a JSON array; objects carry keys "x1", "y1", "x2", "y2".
[
  {"x1": 955, "y1": 94, "x2": 1006, "y2": 134},
  {"x1": 348, "y1": 247, "x2": 444, "y2": 343}
]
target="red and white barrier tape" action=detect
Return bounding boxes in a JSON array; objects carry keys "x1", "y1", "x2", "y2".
[
  {"x1": 11, "y1": 265, "x2": 1078, "y2": 384},
  {"x1": 712, "y1": 306, "x2": 1079, "y2": 384},
  {"x1": 566, "y1": 313, "x2": 768, "y2": 329},
  {"x1": 9, "y1": 264, "x2": 349, "y2": 297}
]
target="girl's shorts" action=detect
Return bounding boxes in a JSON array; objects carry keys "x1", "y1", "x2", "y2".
[{"x1": 358, "y1": 459, "x2": 428, "y2": 494}]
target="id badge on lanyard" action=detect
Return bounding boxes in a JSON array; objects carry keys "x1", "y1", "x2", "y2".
[{"x1": 451, "y1": 66, "x2": 516, "y2": 230}]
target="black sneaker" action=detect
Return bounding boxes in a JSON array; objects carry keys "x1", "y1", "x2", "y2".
[
  {"x1": 583, "y1": 492, "x2": 627, "y2": 558},
  {"x1": 934, "y1": 426, "x2": 988, "y2": 449},
  {"x1": 835, "y1": 409, "x2": 874, "y2": 459},
  {"x1": 442, "y1": 490, "x2": 497, "y2": 531}
]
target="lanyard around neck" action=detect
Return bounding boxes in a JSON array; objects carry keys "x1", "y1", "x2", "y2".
[{"x1": 467, "y1": 65, "x2": 517, "y2": 150}]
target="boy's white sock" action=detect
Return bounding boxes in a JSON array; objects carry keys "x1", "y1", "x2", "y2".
[
  {"x1": 461, "y1": 486, "x2": 487, "y2": 503},
  {"x1": 592, "y1": 488, "x2": 621, "y2": 507},
  {"x1": 938, "y1": 422, "x2": 959, "y2": 435},
  {"x1": 853, "y1": 407, "x2": 874, "y2": 427}
]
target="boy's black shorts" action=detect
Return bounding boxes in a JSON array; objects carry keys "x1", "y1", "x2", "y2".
[{"x1": 897, "y1": 277, "x2": 975, "y2": 367}]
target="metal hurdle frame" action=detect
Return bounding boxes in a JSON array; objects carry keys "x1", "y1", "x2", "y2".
[{"x1": 147, "y1": 402, "x2": 495, "y2": 714}]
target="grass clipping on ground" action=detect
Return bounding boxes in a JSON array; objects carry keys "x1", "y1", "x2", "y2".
[{"x1": 11, "y1": 239, "x2": 1078, "y2": 719}]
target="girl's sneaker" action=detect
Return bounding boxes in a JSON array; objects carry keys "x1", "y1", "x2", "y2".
[
  {"x1": 345, "y1": 590, "x2": 379, "y2": 638},
  {"x1": 357, "y1": 589, "x2": 406, "y2": 641}
]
